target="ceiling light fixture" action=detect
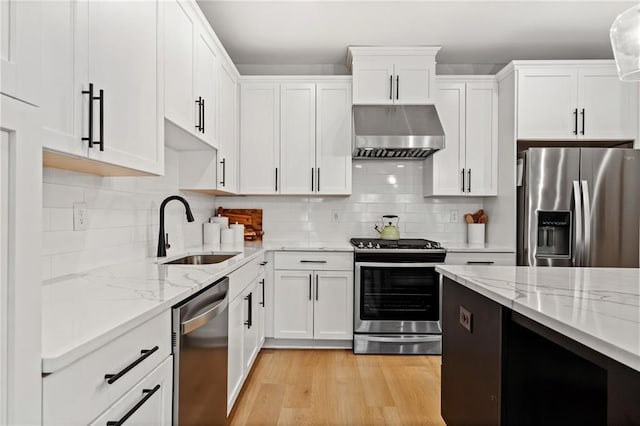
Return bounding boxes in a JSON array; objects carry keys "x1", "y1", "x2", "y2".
[{"x1": 610, "y1": 3, "x2": 640, "y2": 81}]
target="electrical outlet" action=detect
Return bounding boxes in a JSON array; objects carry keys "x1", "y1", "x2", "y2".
[
  {"x1": 331, "y1": 210, "x2": 341, "y2": 223},
  {"x1": 73, "y1": 202, "x2": 88, "y2": 231},
  {"x1": 449, "y1": 210, "x2": 459, "y2": 223},
  {"x1": 459, "y1": 305, "x2": 472, "y2": 332}
]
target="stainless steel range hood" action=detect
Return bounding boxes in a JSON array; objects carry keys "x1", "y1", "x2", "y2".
[{"x1": 352, "y1": 105, "x2": 445, "y2": 159}]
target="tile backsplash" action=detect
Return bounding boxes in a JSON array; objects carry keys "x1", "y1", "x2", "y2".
[
  {"x1": 217, "y1": 160, "x2": 483, "y2": 245},
  {"x1": 42, "y1": 148, "x2": 216, "y2": 280}
]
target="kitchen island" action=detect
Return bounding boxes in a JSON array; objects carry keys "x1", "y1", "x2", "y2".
[{"x1": 436, "y1": 265, "x2": 640, "y2": 425}]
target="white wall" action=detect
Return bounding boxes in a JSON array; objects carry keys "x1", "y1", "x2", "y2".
[
  {"x1": 42, "y1": 148, "x2": 216, "y2": 280},
  {"x1": 217, "y1": 160, "x2": 484, "y2": 245}
]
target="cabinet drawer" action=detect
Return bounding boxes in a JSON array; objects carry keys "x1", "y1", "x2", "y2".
[
  {"x1": 274, "y1": 251, "x2": 353, "y2": 271},
  {"x1": 228, "y1": 255, "x2": 265, "y2": 301},
  {"x1": 445, "y1": 252, "x2": 515, "y2": 266},
  {"x1": 43, "y1": 311, "x2": 171, "y2": 425},
  {"x1": 90, "y1": 355, "x2": 173, "y2": 426}
]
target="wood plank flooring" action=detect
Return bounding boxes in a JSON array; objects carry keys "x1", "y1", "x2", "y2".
[{"x1": 229, "y1": 349, "x2": 445, "y2": 426}]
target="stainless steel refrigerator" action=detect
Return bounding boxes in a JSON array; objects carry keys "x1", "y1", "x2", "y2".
[{"x1": 517, "y1": 147, "x2": 640, "y2": 267}]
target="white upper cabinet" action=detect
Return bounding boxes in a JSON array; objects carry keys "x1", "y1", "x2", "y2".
[
  {"x1": 240, "y1": 79, "x2": 352, "y2": 196},
  {"x1": 424, "y1": 77, "x2": 498, "y2": 197},
  {"x1": 217, "y1": 61, "x2": 239, "y2": 194},
  {"x1": 1, "y1": 0, "x2": 41, "y2": 105},
  {"x1": 516, "y1": 62, "x2": 638, "y2": 140},
  {"x1": 164, "y1": 0, "x2": 218, "y2": 149},
  {"x1": 348, "y1": 47, "x2": 440, "y2": 105},
  {"x1": 40, "y1": 0, "x2": 163, "y2": 176},
  {"x1": 280, "y1": 83, "x2": 316, "y2": 194},
  {"x1": 239, "y1": 83, "x2": 280, "y2": 194},
  {"x1": 316, "y1": 82, "x2": 352, "y2": 195}
]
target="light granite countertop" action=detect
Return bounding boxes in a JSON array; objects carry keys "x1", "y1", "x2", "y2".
[
  {"x1": 42, "y1": 242, "x2": 266, "y2": 373},
  {"x1": 436, "y1": 265, "x2": 640, "y2": 372}
]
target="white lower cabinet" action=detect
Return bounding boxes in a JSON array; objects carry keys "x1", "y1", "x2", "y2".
[
  {"x1": 273, "y1": 252, "x2": 353, "y2": 341},
  {"x1": 89, "y1": 356, "x2": 173, "y2": 426},
  {"x1": 445, "y1": 251, "x2": 515, "y2": 266},
  {"x1": 227, "y1": 256, "x2": 266, "y2": 414}
]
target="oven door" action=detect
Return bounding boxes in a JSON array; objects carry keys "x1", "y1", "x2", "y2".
[{"x1": 354, "y1": 262, "x2": 442, "y2": 334}]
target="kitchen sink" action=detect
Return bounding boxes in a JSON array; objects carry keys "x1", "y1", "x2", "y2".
[{"x1": 163, "y1": 254, "x2": 239, "y2": 265}]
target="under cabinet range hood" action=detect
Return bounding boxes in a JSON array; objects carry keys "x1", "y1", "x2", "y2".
[{"x1": 352, "y1": 105, "x2": 445, "y2": 159}]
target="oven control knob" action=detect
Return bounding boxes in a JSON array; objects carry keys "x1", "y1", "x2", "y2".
[
  {"x1": 375, "y1": 244, "x2": 380, "y2": 249},
  {"x1": 358, "y1": 242, "x2": 364, "y2": 248},
  {"x1": 367, "y1": 242, "x2": 373, "y2": 248}
]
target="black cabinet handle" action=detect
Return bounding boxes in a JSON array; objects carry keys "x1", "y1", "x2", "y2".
[
  {"x1": 467, "y1": 169, "x2": 471, "y2": 193},
  {"x1": 317, "y1": 168, "x2": 320, "y2": 192},
  {"x1": 389, "y1": 75, "x2": 393, "y2": 100},
  {"x1": 195, "y1": 97, "x2": 202, "y2": 132},
  {"x1": 311, "y1": 168, "x2": 314, "y2": 192},
  {"x1": 308, "y1": 274, "x2": 312, "y2": 301},
  {"x1": 219, "y1": 158, "x2": 226, "y2": 187},
  {"x1": 104, "y1": 346, "x2": 159, "y2": 384},
  {"x1": 300, "y1": 260, "x2": 327, "y2": 264},
  {"x1": 244, "y1": 293, "x2": 252, "y2": 328},
  {"x1": 106, "y1": 384, "x2": 161, "y2": 426},
  {"x1": 580, "y1": 108, "x2": 585, "y2": 135},
  {"x1": 461, "y1": 169, "x2": 465, "y2": 193},
  {"x1": 396, "y1": 75, "x2": 399, "y2": 100},
  {"x1": 202, "y1": 98, "x2": 205, "y2": 133},
  {"x1": 96, "y1": 89, "x2": 104, "y2": 151},
  {"x1": 466, "y1": 261, "x2": 495, "y2": 265},
  {"x1": 573, "y1": 108, "x2": 578, "y2": 135},
  {"x1": 82, "y1": 83, "x2": 94, "y2": 148},
  {"x1": 315, "y1": 274, "x2": 319, "y2": 301},
  {"x1": 260, "y1": 279, "x2": 265, "y2": 307},
  {"x1": 275, "y1": 168, "x2": 278, "y2": 192},
  {"x1": 260, "y1": 261, "x2": 268, "y2": 266}
]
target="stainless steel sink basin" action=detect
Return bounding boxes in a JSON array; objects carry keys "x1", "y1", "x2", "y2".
[{"x1": 164, "y1": 254, "x2": 239, "y2": 265}]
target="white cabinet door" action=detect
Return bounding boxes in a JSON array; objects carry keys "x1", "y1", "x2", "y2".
[
  {"x1": 89, "y1": 357, "x2": 173, "y2": 426},
  {"x1": 316, "y1": 82, "x2": 352, "y2": 195},
  {"x1": 40, "y1": 0, "x2": 88, "y2": 157},
  {"x1": 227, "y1": 294, "x2": 244, "y2": 413},
  {"x1": 0, "y1": 0, "x2": 40, "y2": 105},
  {"x1": 394, "y1": 57, "x2": 436, "y2": 105},
  {"x1": 239, "y1": 83, "x2": 280, "y2": 194},
  {"x1": 273, "y1": 271, "x2": 314, "y2": 339},
  {"x1": 242, "y1": 281, "x2": 259, "y2": 373},
  {"x1": 425, "y1": 82, "x2": 465, "y2": 196},
  {"x1": 280, "y1": 83, "x2": 316, "y2": 194},
  {"x1": 217, "y1": 62, "x2": 238, "y2": 193},
  {"x1": 86, "y1": 0, "x2": 162, "y2": 174},
  {"x1": 517, "y1": 67, "x2": 578, "y2": 140},
  {"x1": 352, "y1": 59, "x2": 394, "y2": 105},
  {"x1": 164, "y1": 0, "x2": 194, "y2": 133},
  {"x1": 578, "y1": 66, "x2": 639, "y2": 140},
  {"x1": 194, "y1": 32, "x2": 217, "y2": 148},
  {"x1": 313, "y1": 271, "x2": 353, "y2": 340},
  {"x1": 465, "y1": 81, "x2": 498, "y2": 196}
]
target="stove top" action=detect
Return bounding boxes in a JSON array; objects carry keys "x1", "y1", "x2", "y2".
[{"x1": 350, "y1": 238, "x2": 444, "y2": 251}]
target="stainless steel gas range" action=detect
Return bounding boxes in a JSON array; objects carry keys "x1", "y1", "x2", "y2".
[{"x1": 350, "y1": 238, "x2": 447, "y2": 355}]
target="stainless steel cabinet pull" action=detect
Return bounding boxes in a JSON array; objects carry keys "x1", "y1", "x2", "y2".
[
  {"x1": 580, "y1": 108, "x2": 585, "y2": 135},
  {"x1": 308, "y1": 274, "x2": 312, "y2": 300},
  {"x1": 461, "y1": 169, "x2": 465, "y2": 192},
  {"x1": 467, "y1": 169, "x2": 471, "y2": 193},
  {"x1": 573, "y1": 108, "x2": 578, "y2": 135},
  {"x1": 106, "y1": 384, "x2": 161, "y2": 426},
  {"x1": 219, "y1": 158, "x2": 226, "y2": 187},
  {"x1": 389, "y1": 75, "x2": 393, "y2": 100},
  {"x1": 244, "y1": 292, "x2": 252, "y2": 329},
  {"x1": 104, "y1": 346, "x2": 159, "y2": 384},
  {"x1": 396, "y1": 75, "x2": 399, "y2": 100},
  {"x1": 315, "y1": 274, "x2": 319, "y2": 301},
  {"x1": 300, "y1": 260, "x2": 327, "y2": 264}
]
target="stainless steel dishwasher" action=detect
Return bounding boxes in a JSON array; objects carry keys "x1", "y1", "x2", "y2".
[{"x1": 172, "y1": 277, "x2": 229, "y2": 426}]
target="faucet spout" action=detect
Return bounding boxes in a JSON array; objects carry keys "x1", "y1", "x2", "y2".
[{"x1": 157, "y1": 195, "x2": 195, "y2": 257}]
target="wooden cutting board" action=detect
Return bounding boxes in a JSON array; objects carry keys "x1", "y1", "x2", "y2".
[{"x1": 217, "y1": 207, "x2": 264, "y2": 241}]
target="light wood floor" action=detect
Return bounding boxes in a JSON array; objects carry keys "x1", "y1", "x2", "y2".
[{"x1": 228, "y1": 349, "x2": 445, "y2": 426}]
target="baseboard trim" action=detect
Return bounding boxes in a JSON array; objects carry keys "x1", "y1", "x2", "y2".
[{"x1": 263, "y1": 338, "x2": 353, "y2": 349}]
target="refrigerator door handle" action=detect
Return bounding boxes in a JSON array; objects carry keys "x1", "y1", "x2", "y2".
[
  {"x1": 573, "y1": 180, "x2": 583, "y2": 267},
  {"x1": 581, "y1": 180, "x2": 591, "y2": 266}
]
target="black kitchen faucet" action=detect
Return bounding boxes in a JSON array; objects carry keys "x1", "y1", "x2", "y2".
[{"x1": 157, "y1": 195, "x2": 195, "y2": 257}]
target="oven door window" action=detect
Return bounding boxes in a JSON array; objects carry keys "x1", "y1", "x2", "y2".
[{"x1": 360, "y1": 266, "x2": 439, "y2": 321}]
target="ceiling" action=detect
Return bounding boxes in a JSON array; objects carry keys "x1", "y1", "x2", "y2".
[{"x1": 197, "y1": 1, "x2": 635, "y2": 75}]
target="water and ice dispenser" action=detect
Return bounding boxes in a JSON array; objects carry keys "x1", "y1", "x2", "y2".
[{"x1": 536, "y1": 211, "x2": 571, "y2": 258}]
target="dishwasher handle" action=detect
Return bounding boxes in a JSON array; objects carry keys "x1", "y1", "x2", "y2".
[{"x1": 181, "y1": 295, "x2": 228, "y2": 335}]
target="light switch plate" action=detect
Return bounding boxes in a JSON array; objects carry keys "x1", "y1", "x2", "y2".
[
  {"x1": 449, "y1": 210, "x2": 459, "y2": 223},
  {"x1": 73, "y1": 202, "x2": 88, "y2": 231}
]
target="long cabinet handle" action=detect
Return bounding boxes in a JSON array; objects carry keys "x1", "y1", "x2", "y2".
[
  {"x1": 104, "y1": 346, "x2": 159, "y2": 384},
  {"x1": 195, "y1": 97, "x2": 202, "y2": 132},
  {"x1": 396, "y1": 75, "x2": 399, "y2": 100},
  {"x1": 202, "y1": 98, "x2": 205, "y2": 133},
  {"x1": 317, "y1": 168, "x2": 320, "y2": 192},
  {"x1": 308, "y1": 274, "x2": 312, "y2": 301},
  {"x1": 244, "y1": 292, "x2": 252, "y2": 329},
  {"x1": 275, "y1": 168, "x2": 278, "y2": 192},
  {"x1": 461, "y1": 169, "x2": 465, "y2": 193},
  {"x1": 573, "y1": 108, "x2": 578, "y2": 135},
  {"x1": 260, "y1": 279, "x2": 265, "y2": 307},
  {"x1": 300, "y1": 260, "x2": 327, "y2": 264},
  {"x1": 219, "y1": 158, "x2": 226, "y2": 187},
  {"x1": 260, "y1": 261, "x2": 268, "y2": 266},
  {"x1": 311, "y1": 168, "x2": 314, "y2": 192},
  {"x1": 106, "y1": 384, "x2": 161, "y2": 426},
  {"x1": 580, "y1": 108, "x2": 585, "y2": 135},
  {"x1": 315, "y1": 274, "x2": 319, "y2": 301},
  {"x1": 97, "y1": 89, "x2": 104, "y2": 151},
  {"x1": 389, "y1": 75, "x2": 393, "y2": 100},
  {"x1": 466, "y1": 261, "x2": 495, "y2": 265},
  {"x1": 82, "y1": 83, "x2": 94, "y2": 148},
  {"x1": 467, "y1": 169, "x2": 471, "y2": 193}
]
